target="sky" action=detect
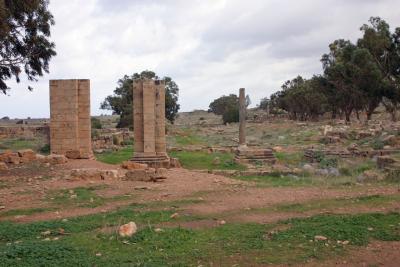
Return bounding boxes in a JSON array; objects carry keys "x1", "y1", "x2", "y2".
[{"x1": 1, "y1": 0, "x2": 400, "y2": 119}]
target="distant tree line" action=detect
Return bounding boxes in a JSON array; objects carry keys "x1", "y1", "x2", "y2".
[{"x1": 260, "y1": 17, "x2": 400, "y2": 122}]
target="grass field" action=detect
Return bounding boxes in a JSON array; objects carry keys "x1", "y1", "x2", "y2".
[
  {"x1": 0, "y1": 209, "x2": 399, "y2": 266},
  {"x1": 95, "y1": 146, "x2": 133, "y2": 164},
  {"x1": 169, "y1": 151, "x2": 246, "y2": 170}
]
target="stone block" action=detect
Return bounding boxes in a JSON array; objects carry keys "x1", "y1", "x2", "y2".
[
  {"x1": 169, "y1": 158, "x2": 181, "y2": 168},
  {"x1": 65, "y1": 150, "x2": 81, "y2": 159},
  {"x1": 121, "y1": 161, "x2": 148, "y2": 170},
  {"x1": 17, "y1": 149, "x2": 37, "y2": 163},
  {"x1": 0, "y1": 162, "x2": 8, "y2": 171},
  {"x1": 47, "y1": 154, "x2": 68, "y2": 165},
  {"x1": 124, "y1": 169, "x2": 151, "y2": 181}
]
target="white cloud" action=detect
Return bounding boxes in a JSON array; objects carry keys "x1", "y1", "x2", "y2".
[{"x1": 1, "y1": 0, "x2": 400, "y2": 118}]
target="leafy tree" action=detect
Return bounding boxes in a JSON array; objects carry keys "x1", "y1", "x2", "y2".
[
  {"x1": 358, "y1": 17, "x2": 400, "y2": 121},
  {"x1": 208, "y1": 94, "x2": 238, "y2": 115},
  {"x1": 100, "y1": 70, "x2": 180, "y2": 128},
  {"x1": 0, "y1": 0, "x2": 56, "y2": 94}
]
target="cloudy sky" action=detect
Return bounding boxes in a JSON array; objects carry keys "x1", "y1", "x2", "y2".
[{"x1": 1, "y1": 0, "x2": 400, "y2": 118}]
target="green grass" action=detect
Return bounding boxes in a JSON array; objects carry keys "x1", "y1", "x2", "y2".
[
  {"x1": 95, "y1": 146, "x2": 133, "y2": 164},
  {"x1": 276, "y1": 194, "x2": 400, "y2": 213},
  {"x1": 169, "y1": 151, "x2": 246, "y2": 170},
  {"x1": 175, "y1": 135, "x2": 205, "y2": 146},
  {"x1": 0, "y1": 207, "x2": 56, "y2": 218},
  {"x1": 0, "y1": 211, "x2": 399, "y2": 266},
  {"x1": 0, "y1": 138, "x2": 41, "y2": 152},
  {"x1": 274, "y1": 151, "x2": 304, "y2": 165},
  {"x1": 47, "y1": 186, "x2": 107, "y2": 208}
]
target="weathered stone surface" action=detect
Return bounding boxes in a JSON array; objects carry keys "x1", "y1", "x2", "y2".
[
  {"x1": 357, "y1": 170, "x2": 384, "y2": 183},
  {"x1": 124, "y1": 169, "x2": 151, "y2": 181},
  {"x1": 70, "y1": 168, "x2": 121, "y2": 180},
  {"x1": 383, "y1": 135, "x2": 397, "y2": 146},
  {"x1": 121, "y1": 161, "x2": 148, "y2": 170},
  {"x1": 377, "y1": 156, "x2": 396, "y2": 169},
  {"x1": 47, "y1": 154, "x2": 68, "y2": 165},
  {"x1": 169, "y1": 158, "x2": 181, "y2": 168},
  {"x1": 17, "y1": 149, "x2": 36, "y2": 162},
  {"x1": 65, "y1": 150, "x2": 81, "y2": 159},
  {"x1": 0, "y1": 162, "x2": 8, "y2": 171},
  {"x1": 118, "y1": 222, "x2": 137, "y2": 237}
]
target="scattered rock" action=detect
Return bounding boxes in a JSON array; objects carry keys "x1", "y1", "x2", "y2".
[
  {"x1": 302, "y1": 164, "x2": 314, "y2": 172},
  {"x1": 121, "y1": 161, "x2": 148, "y2": 170},
  {"x1": 118, "y1": 222, "x2": 137, "y2": 237},
  {"x1": 169, "y1": 157, "x2": 181, "y2": 168},
  {"x1": 219, "y1": 220, "x2": 226, "y2": 225},
  {"x1": 316, "y1": 168, "x2": 340, "y2": 177},
  {"x1": 383, "y1": 135, "x2": 397, "y2": 146},
  {"x1": 212, "y1": 157, "x2": 221, "y2": 165},
  {"x1": 314, "y1": 235, "x2": 328, "y2": 241},
  {"x1": 124, "y1": 169, "x2": 151, "y2": 182},
  {"x1": 0, "y1": 162, "x2": 8, "y2": 171},
  {"x1": 154, "y1": 228, "x2": 164, "y2": 233},
  {"x1": 170, "y1": 212, "x2": 179, "y2": 219},
  {"x1": 17, "y1": 149, "x2": 36, "y2": 163},
  {"x1": 272, "y1": 146, "x2": 284, "y2": 152},
  {"x1": 357, "y1": 170, "x2": 384, "y2": 183},
  {"x1": 47, "y1": 154, "x2": 68, "y2": 164}
]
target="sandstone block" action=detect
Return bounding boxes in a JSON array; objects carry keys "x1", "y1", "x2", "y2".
[
  {"x1": 0, "y1": 162, "x2": 8, "y2": 171},
  {"x1": 124, "y1": 169, "x2": 151, "y2": 181},
  {"x1": 118, "y1": 222, "x2": 137, "y2": 237},
  {"x1": 121, "y1": 161, "x2": 148, "y2": 170},
  {"x1": 65, "y1": 150, "x2": 81, "y2": 159},
  {"x1": 47, "y1": 154, "x2": 68, "y2": 165},
  {"x1": 169, "y1": 158, "x2": 181, "y2": 168},
  {"x1": 17, "y1": 149, "x2": 37, "y2": 162}
]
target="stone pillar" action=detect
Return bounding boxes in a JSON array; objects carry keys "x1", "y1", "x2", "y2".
[
  {"x1": 49, "y1": 79, "x2": 92, "y2": 158},
  {"x1": 131, "y1": 78, "x2": 170, "y2": 168},
  {"x1": 238, "y1": 88, "x2": 246, "y2": 147}
]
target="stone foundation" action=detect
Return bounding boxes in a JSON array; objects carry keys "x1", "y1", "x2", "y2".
[{"x1": 234, "y1": 146, "x2": 276, "y2": 164}]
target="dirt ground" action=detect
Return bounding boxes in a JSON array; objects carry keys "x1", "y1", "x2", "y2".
[{"x1": 1, "y1": 158, "x2": 399, "y2": 265}]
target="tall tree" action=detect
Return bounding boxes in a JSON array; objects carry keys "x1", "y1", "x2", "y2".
[
  {"x1": 101, "y1": 70, "x2": 180, "y2": 128},
  {"x1": 0, "y1": 0, "x2": 56, "y2": 94},
  {"x1": 358, "y1": 17, "x2": 400, "y2": 121}
]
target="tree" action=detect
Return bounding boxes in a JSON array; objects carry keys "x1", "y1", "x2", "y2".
[
  {"x1": 321, "y1": 39, "x2": 382, "y2": 122},
  {"x1": 0, "y1": 0, "x2": 56, "y2": 94},
  {"x1": 358, "y1": 17, "x2": 400, "y2": 121},
  {"x1": 208, "y1": 94, "x2": 238, "y2": 115},
  {"x1": 100, "y1": 70, "x2": 180, "y2": 128}
]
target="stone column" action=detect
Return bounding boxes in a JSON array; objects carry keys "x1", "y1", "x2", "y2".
[
  {"x1": 131, "y1": 78, "x2": 169, "y2": 167},
  {"x1": 238, "y1": 88, "x2": 246, "y2": 147},
  {"x1": 49, "y1": 79, "x2": 92, "y2": 158}
]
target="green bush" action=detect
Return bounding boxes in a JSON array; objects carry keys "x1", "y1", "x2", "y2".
[
  {"x1": 319, "y1": 156, "x2": 338, "y2": 169},
  {"x1": 39, "y1": 144, "x2": 50, "y2": 154},
  {"x1": 371, "y1": 139, "x2": 384, "y2": 150},
  {"x1": 222, "y1": 105, "x2": 239, "y2": 124},
  {"x1": 91, "y1": 117, "x2": 102, "y2": 129}
]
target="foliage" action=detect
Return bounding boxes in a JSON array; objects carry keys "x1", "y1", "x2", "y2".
[
  {"x1": 90, "y1": 117, "x2": 102, "y2": 129},
  {"x1": 39, "y1": 143, "x2": 50, "y2": 154},
  {"x1": 0, "y1": 0, "x2": 56, "y2": 94},
  {"x1": 100, "y1": 70, "x2": 180, "y2": 128},
  {"x1": 222, "y1": 104, "x2": 239, "y2": 124},
  {"x1": 262, "y1": 16, "x2": 400, "y2": 122},
  {"x1": 208, "y1": 94, "x2": 247, "y2": 124},
  {"x1": 319, "y1": 156, "x2": 338, "y2": 169}
]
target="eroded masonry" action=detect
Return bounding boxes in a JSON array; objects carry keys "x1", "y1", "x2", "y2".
[
  {"x1": 49, "y1": 79, "x2": 92, "y2": 158},
  {"x1": 131, "y1": 78, "x2": 170, "y2": 168}
]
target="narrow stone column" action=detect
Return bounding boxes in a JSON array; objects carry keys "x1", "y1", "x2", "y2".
[
  {"x1": 238, "y1": 88, "x2": 246, "y2": 147},
  {"x1": 155, "y1": 80, "x2": 167, "y2": 156},
  {"x1": 133, "y1": 79, "x2": 144, "y2": 154}
]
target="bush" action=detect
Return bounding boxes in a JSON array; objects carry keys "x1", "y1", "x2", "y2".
[
  {"x1": 91, "y1": 117, "x2": 102, "y2": 129},
  {"x1": 39, "y1": 144, "x2": 50, "y2": 154},
  {"x1": 371, "y1": 139, "x2": 384, "y2": 150},
  {"x1": 222, "y1": 105, "x2": 239, "y2": 124},
  {"x1": 319, "y1": 156, "x2": 338, "y2": 169}
]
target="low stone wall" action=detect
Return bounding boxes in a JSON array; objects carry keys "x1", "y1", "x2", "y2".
[
  {"x1": 0, "y1": 125, "x2": 49, "y2": 139},
  {"x1": 304, "y1": 148, "x2": 400, "y2": 162}
]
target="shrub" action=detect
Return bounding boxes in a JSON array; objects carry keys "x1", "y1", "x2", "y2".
[
  {"x1": 371, "y1": 139, "x2": 384, "y2": 150},
  {"x1": 91, "y1": 117, "x2": 102, "y2": 129},
  {"x1": 222, "y1": 105, "x2": 239, "y2": 124},
  {"x1": 319, "y1": 156, "x2": 338, "y2": 169},
  {"x1": 39, "y1": 144, "x2": 50, "y2": 154}
]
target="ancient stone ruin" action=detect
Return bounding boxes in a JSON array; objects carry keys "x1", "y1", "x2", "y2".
[
  {"x1": 49, "y1": 79, "x2": 92, "y2": 159},
  {"x1": 131, "y1": 78, "x2": 170, "y2": 168},
  {"x1": 234, "y1": 88, "x2": 275, "y2": 164}
]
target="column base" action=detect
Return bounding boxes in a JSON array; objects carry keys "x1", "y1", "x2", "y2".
[
  {"x1": 131, "y1": 152, "x2": 170, "y2": 168},
  {"x1": 234, "y1": 146, "x2": 276, "y2": 164}
]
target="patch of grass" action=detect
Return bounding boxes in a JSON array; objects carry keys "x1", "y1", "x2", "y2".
[
  {"x1": 175, "y1": 135, "x2": 205, "y2": 146},
  {"x1": 0, "y1": 138, "x2": 42, "y2": 152},
  {"x1": 274, "y1": 152, "x2": 304, "y2": 166},
  {"x1": 47, "y1": 186, "x2": 106, "y2": 208},
  {"x1": 276, "y1": 194, "x2": 400, "y2": 213},
  {"x1": 95, "y1": 146, "x2": 133, "y2": 164},
  {"x1": 169, "y1": 151, "x2": 246, "y2": 170},
  {"x1": 0, "y1": 207, "x2": 56, "y2": 218},
  {"x1": 0, "y1": 212, "x2": 399, "y2": 266}
]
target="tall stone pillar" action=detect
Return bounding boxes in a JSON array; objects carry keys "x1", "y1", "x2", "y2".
[
  {"x1": 238, "y1": 88, "x2": 246, "y2": 147},
  {"x1": 49, "y1": 79, "x2": 92, "y2": 158},
  {"x1": 131, "y1": 78, "x2": 170, "y2": 168}
]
